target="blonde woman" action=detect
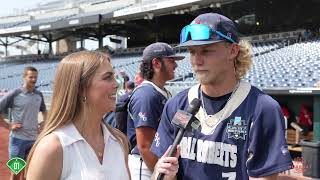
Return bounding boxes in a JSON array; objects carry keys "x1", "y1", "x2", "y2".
[{"x1": 26, "y1": 51, "x2": 130, "y2": 180}]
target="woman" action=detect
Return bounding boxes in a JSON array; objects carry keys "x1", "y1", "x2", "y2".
[{"x1": 26, "y1": 51, "x2": 130, "y2": 180}]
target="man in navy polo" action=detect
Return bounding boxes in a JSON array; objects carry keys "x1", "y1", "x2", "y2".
[
  {"x1": 127, "y1": 42, "x2": 184, "y2": 179},
  {"x1": 0, "y1": 66, "x2": 47, "y2": 180},
  {"x1": 151, "y1": 13, "x2": 293, "y2": 180}
]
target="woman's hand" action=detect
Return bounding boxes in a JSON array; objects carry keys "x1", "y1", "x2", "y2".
[{"x1": 153, "y1": 145, "x2": 180, "y2": 180}]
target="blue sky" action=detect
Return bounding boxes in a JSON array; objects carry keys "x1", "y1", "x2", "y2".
[{"x1": 0, "y1": 0, "x2": 52, "y2": 17}]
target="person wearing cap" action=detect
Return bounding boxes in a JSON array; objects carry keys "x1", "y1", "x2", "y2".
[
  {"x1": 151, "y1": 13, "x2": 293, "y2": 180},
  {"x1": 127, "y1": 42, "x2": 184, "y2": 179}
]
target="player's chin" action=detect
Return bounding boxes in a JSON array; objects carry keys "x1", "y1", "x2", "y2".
[
  {"x1": 168, "y1": 72, "x2": 176, "y2": 80},
  {"x1": 29, "y1": 83, "x2": 36, "y2": 88},
  {"x1": 196, "y1": 75, "x2": 209, "y2": 84}
]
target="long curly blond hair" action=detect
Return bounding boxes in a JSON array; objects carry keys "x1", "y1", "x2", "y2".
[{"x1": 234, "y1": 39, "x2": 253, "y2": 80}]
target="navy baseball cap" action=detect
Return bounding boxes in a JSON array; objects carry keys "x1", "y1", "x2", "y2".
[
  {"x1": 177, "y1": 13, "x2": 239, "y2": 47},
  {"x1": 143, "y1": 42, "x2": 185, "y2": 61}
]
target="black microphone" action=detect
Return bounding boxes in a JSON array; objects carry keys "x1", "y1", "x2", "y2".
[{"x1": 157, "y1": 98, "x2": 201, "y2": 180}]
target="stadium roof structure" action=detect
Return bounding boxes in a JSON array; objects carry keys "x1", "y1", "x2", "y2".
[
  {"x1": 0, "y1": 0, "x2": 235, "y2": 55},
  {"x1": 0, "y1": 0, "x2": 319, "y2": 56}
]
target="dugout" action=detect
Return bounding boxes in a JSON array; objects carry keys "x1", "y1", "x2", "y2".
[
  {"x1": 264, "y1": 88, "x2": 320, "y2": 178},
  {"x1": 264, "y1": 88, "x2": 320, "y2": 142}
]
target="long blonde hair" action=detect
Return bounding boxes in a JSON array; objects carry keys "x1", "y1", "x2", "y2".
[
  {"x1": 235, "y1": 39, "x2": 253, "y2": 80},
  {"x1": 26, "y1": 51, "x2": 129, "y2": 174}
]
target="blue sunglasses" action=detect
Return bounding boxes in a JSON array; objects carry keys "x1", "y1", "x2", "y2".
[{"x1": 180, "y1": 24, "x2": 236, "y2": 44}]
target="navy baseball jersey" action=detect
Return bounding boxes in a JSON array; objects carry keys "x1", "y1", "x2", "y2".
[
  {"x1": 151, "y1": 82, "x2": 293, "y2": 180},
  {"x1": 127, "y1": 81, "x2": 171, "y2": 155}
]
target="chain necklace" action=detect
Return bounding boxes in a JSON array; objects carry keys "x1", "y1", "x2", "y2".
[
  {"x1": 98, "y1": 152, "x2": 103, "y2": 158},
  {"x1": 200, "y1": 81, "x2": 240, "y2": 128}
]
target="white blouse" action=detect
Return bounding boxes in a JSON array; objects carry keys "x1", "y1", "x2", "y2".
[{"x1": 53, "y1": 123, "x2": 129, "y2": 180}]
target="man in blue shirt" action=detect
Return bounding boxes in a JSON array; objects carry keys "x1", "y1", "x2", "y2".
[
  {"x1": 0, "y1": 66, "x2": 47, "y2": 180},
  {"x1": 127, "y1": 42, "x2": 184, "y2": 179},
  {"x1": 151, "y1": 13, "x2": 293, "y2": 180}
]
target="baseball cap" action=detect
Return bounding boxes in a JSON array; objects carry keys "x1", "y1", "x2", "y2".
[
  {"x1": 143, "y1": 42, "x2": 185, "y2": 61},
  {"x1": 177, "y1": 13, "x2": 239, "y2": 47}
]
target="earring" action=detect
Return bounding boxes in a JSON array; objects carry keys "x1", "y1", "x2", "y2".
[{"x1": 82, "y1": 96, "x2": 87, "y2": 103}]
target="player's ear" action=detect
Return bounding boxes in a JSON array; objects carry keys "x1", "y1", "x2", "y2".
[
  {"x1": 229, "y1": 43, "x2": 240, "y2": 60},
  {"x1": 152, "y1": 58, "x2": 162, "y2": 72}
]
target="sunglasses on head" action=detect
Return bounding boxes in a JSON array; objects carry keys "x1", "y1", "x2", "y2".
[{"x1": 180, "y1": 24, "x2": 236, "y2": 44}]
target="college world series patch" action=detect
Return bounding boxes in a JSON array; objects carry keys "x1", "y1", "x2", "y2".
[{"x1": 227, "y1": 116, "x2": 247, "y2": 140}]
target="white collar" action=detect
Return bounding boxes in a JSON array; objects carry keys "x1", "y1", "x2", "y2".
[
  {"x1": 188, "y1": 81, "x2": 251, "y2": 135},
  {"x1": 57, "y1": 123, "x2": 115, "y2": 146},
  {"x1": 140, "y1": 80, "x2": 171, "y2": 99}
]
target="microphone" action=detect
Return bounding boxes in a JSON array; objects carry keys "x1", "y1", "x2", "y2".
[{"x1": 157, "y1": 98, "x2": 201, "y2": 180}]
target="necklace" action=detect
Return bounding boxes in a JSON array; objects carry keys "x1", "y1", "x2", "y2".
[
  {"x1": 93, "y1": 144, "x2": 104, "y2": 159},
  {"x1": 98, "y1": 151, "x2": 103, "y2": 158},
  {"x1": 200, "y1": 82, "x2": 240, "y2": 128}
]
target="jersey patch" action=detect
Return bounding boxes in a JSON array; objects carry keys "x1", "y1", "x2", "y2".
[
  {"x1": 226, "y1": 116, "x2": 247, "y2": 140},
  {"x1": 138, "y1": 112, "x2": 147, "y2": 121},
  {"x1": 154, "y1": 132, "x2": 160, "y2": 147}
]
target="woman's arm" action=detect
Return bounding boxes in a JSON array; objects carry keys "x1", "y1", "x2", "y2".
[{"x1": 26, "y1": 134, "x2": 62, "y2": 180}]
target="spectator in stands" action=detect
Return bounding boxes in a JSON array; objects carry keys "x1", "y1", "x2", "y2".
[
  {"x1": 134, "y1": 71, "x2": 144, "y2": 85},
  {"x1": 151, "y1": 13, "x2": 293, "y2": 180},
  {"x1": 127, "y1": 42, "x2": 184, "y2": 179},
  {"x1": 26, "y1": 51, "x2": 130, "y2": 180},
  {"x1": 0, "y1": 66, "x2": 47, "y2": 180}
]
